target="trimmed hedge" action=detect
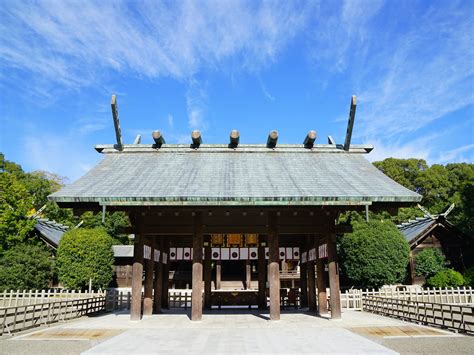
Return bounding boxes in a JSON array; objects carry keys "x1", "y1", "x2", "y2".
[
  {"x1": 57, "y1": 228, "x2": 114, "y2": 289},
  {"x1": 339, "y1": 219, "x2": 410, "y2": 288},
  {"x1": 426, "y1": 269, "x2": 464, "y2": 288}
]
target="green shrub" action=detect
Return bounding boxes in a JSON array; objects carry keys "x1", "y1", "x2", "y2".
[
  {"x1": 339, "y1": 218, "x2": 410, "y2": 288},
  {"x1": 426, "y1": 269, "x2": 464, "y2": 288},
  {"x1": 57, "y1": 228, "x2": 114, "y2": 290},
  {"x1": 415, "y1": 248, "x2": 447, "y2": 278},
  {"x1": 463, "y1": 267, "x2": 474, "y2": 287},
  {"x1": 0, "y1": 243, "x2": 53, "y2": 291}
]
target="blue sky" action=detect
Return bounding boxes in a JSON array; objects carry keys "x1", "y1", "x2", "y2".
[{"x1": 1, "y1": 0, "x2": 473, "y2": 182}]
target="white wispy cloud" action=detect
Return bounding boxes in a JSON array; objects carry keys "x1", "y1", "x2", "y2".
[
  {"x1": 0, "y1": 0, "x2": 314, "y2": 95},
  {"x1": 167, "y1": 114, "x2": 174, "y2": 128},
  {"x1": 186, "y1": 79, "x2": 208, "y2": 130},
  {"x1": 436, "y1": 144, "x2": 474, "y2": 164},
  {"x1": 311, "y1": 1, "x2": 474, "y2": 164}
]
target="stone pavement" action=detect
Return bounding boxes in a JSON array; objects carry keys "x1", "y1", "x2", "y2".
[{"x1": 1, "y1": 309, "x2": 471, "y2": 354}]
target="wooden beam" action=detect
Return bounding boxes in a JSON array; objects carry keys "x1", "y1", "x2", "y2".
[
  {"x1": 245, "y1": 260, "x2": 251, "y2": 290},
  {"x1": 266, "y1": 130, "x2": 278, "y2": 148},
  {"x1": 343, "y1": 95, "x2": 357, "y2": 151},
  {"x1": 303, "y1": 130, "x2": 317, "y2": 149},
  {"x1": 316, "y1": 238, "x2": 328, "y2": 315},
  {"x1": 216, "y1": 260, "x2": 221, "y2": 290},
  {"x1": 130, "y1": 234, "x2": 144, "y2": 321},
  {"x1": 257, "y1": 244, "x2": 266, "y2": 309},
  {"x1": 133, "y1": 134, "x2": 141, "y2": 144},
  {"x1": 229, "y1": 130, "x2": 240, "y2": 148},
  {"x1": 204, "y1": 242, "x2": 212, "y2": 309},
  {"x1": 327, "y1": 234, "x2": 341, "y2": 319},
  {"x1": 268, "y1": 212, "x2": 280, "y2": 320},
  {"x1": 121, "y1": 224, "x2": 339, "y2": 235},
  {"x1": 161, "y1": 238, "x2": 170, "y2": 309},
  {"x1": 110, "y1": 95, "x2": 123, "y2": 151},
  {"x1": 152, "y1": 130, "x2": 165, "y2": 147},
  {"x1": 191, "y1": 130, "x2": 202, "y2": 148},
  {"x1": 153, "y1": 239, "x2": 163, "y2": 314},
  {"x1": 143, "y1": 237, "x2": 154, "y2": 316},
  {"x1": 191, "y1": 213, "x2": 204, "y2": 321},
  {"x1": 307, "y1": 236, "x2": 317, "y2": 312}
]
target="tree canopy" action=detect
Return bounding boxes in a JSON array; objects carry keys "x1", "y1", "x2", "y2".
[
  {"x1": 0, "y1": 243, "x2": 54, "y2": 291},
  {"x1": 57, "y1": 228, "x2": 114, "y2": 289},
  {"x1": 373, "y1": 158, "x2": 474, "y2": 236},
  {"x1": 415, "y1": 248, "x2": 448, "y2": 278},
  {"x1": 338, "y1": 217, "x2": 410, "y2": 288},
  {"x1": 0, "y1": 152, "x2": 130, "y2": 255}
]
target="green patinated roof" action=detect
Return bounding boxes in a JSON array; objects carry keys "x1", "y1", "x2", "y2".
[{"x1": 48, "y1": 145, "x2": 421, "y2": 206}]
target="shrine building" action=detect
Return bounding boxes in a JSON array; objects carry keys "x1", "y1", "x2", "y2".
[{"x1": 49, "y1": 95, "x2": 422, "y2": 321}]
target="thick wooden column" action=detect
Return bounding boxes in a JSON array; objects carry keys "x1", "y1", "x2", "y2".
[
  {"x1": 299, "y1": 239, "x2": 308, "y2": 308},
  {"x1": 268, "y1": 213, "x2": 280, "y2": 320},
  {"x1": 215, "y1": 260, "x2": 221, "y2": 290},
  {"x1": 245, "y1": 260, "x2": 251, "y2": 290},
  {"x1": 131, "y1": 234, "x2": 144, "y2": 321},
  {"x1": 307, "y1": 236, "x2": 317, "y2": 312},
  {"x1": 161, "y1": 238, "x2": 170, "y2": 309},
  {"x1": 191, "y1": 213, "x2": 204, "y2": 321},
  {"x1": 316, "y1": 239, "x2": 328, "y2": 315},
  {"x1": 204, "y1": 241, "x2": 212, "y2": 309},
  {"x1": 257, "y1": 244, "x2": 267, "y2": 309},
  {"x1": 143, "y1": 237, "x2": 154, "y2": 316},
  {"x1": 153, "y1": 239, "x2": 163, "y2": 314},
  {"x1": 327, "y1": 234, "x2": 341, "y2": 319}
]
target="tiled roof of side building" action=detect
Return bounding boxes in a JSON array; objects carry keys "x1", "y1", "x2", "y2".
[
  {"x1": 49, "y1": 145, "x2": 421, "y2": 206},
  {"x1": 397, "y1": 216, "x2": 437, "y2": 244},
  {"x1": 34, "y1": 217, "x2": 69, "y2": 248}
]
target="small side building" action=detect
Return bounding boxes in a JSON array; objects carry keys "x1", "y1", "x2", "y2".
[{"x1": 398, "y1": 212, "x2": 471, "y2": 284}]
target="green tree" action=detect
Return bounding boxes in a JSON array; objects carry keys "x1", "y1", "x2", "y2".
[
  {"x1": 0, "y1": 243, "x2": 54, "y2": 291},
  {"x1": 415, "y1": 248, "x2": 447, "y2": 278},
  {"x1": 426, "y1": 269, "x2": 464, "y2": 288},
  {"x1": 339, "y1": 218, "x2": 410, "y2": 288},
  {"x1": 80, "y1": 211, "x2": 130, "y2": 244},
  {"x1": 57, "y1": 228, "x2": 114, "y2": 289},
  {"x1": 0, "y1": 172, "x2": 36, "y2": 252}
]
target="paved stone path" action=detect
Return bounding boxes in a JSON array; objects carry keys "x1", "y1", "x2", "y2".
[{"x1": 2, "y1": 309, "x2": 470, "y2": 354}]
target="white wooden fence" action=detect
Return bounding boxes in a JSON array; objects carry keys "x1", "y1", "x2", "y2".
[
  {"x1": 363, "y1": 295, "x2": 474, "y2": 335},
  {"x1": 0, "y1": 289, "x2": 104, "y2": 308},
  {"x1": 0, "y1": 295, "x2": 106, "y2": 336},
  {"x1": 339, "y1": 287, "x2": 474, "y2": 311}
]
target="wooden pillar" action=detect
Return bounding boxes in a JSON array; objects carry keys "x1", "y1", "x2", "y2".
[
  {"x1": 316, "y1": 239, "x2": 328, "y2": 315},
  {"x1": 191, "y1": 213, "x2": 203, "y2": 321},
  {"x1": 161, "y1": 238, "x2": 170, "y2": 309},
  {"x1": 327, "y1": 234, "x2": 341, "y2": 319},
  {"x1": 215, "y1": 260, "x2": 221, "y2": 290},
  {"x1": 204, "y1": 241, "x2": 212, "y2": 309},
  {"x1": 268, "y1": 212, "x2": 280, "y2": 320},
  {"x1": 143, "y1": 237, "x2": 154, "y2": 316},
  {"x1": 153, "y1": 239, "x2": 163, "y2": 314},
  {"x1": 299, "y1": 239, "x2": 308, "y2": 308},
  {"x1": 131, "y1": 234, "x2": 144, "y2": 321},
  {"x1": 245, "y1": 260, "x2": 251, "y2": 290},
  {"x1": 306, "y1": 236, "x2": 316, "y2": 312},
  {"x1": 257, "y1": 244, "x2": 267, "y2": 309}
]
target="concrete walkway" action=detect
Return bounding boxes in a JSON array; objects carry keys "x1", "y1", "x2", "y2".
[{"x1": 3, "y1": 309, "x2": 469, "y2": 354}]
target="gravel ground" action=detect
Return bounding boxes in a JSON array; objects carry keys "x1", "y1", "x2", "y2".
[
  {"x1": 0, "y1": 339, "x2": 93, "y2": 355},
  {"x1": 379, "y1": 336, "x2": 474, "y2": 355}
]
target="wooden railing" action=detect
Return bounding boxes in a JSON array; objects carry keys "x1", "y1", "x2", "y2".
[
  {"x1": 338, "y1": 287, "x2": 474, "y2": 311},
  {"x1": 105, "y1": 289, "x2": 131, "y2": 311},
  {"x1": 169, "y1": 290, "x2": 192, "y2": 309},
  {"x1": 0, "y1": 289, "x2": 104, "y2": 308},
  {"x1": 363, "y1": 295, "x2": 474, "y2": 335},
  {"x1": 0, "y1": 296, "x2": 106, "y2": 336}
]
